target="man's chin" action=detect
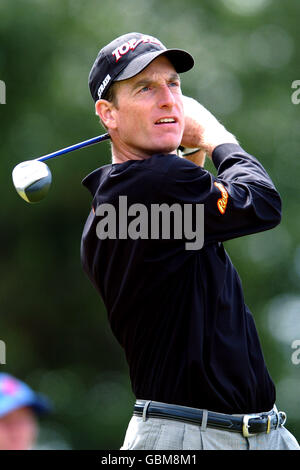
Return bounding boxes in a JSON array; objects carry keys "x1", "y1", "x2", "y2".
[{"x1": 159, "y1": 148, "x2": 178, "y2": 155}]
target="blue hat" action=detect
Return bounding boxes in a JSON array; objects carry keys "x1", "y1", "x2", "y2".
[{"x1": 0, "y1": 373, "x2": 52, "y2": 418}]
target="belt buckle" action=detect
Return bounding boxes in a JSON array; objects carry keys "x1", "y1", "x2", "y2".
[
  {"x1": 278, "y1": 411, "x2": 287, "y2": 428},
  {"x1": 242, "y1": 414, "x2": 261, "y2": 438}
]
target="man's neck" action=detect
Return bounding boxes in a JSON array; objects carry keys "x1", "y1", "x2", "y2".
[
  {"x1": 111, "y1": 142, "x2": 177, "y2": 164},
  {"x1": 112, "y1": 150, "x2": 150, "y2": 164}
]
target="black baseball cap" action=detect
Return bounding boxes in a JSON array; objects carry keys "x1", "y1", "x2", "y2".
[{"x1": 89, "y1": 32, "x2": 194, "y2": 102}]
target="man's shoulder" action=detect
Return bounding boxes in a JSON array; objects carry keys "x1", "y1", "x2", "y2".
[
  {"x1": 81, "y1": 153, "x2": 204, "y2": 199},
  {"x1": 142, "y1": 153, "x2": 201, "y2": 176},
  {"x1": 82, "y1": 164, "x2": 113, "y2": 197}
]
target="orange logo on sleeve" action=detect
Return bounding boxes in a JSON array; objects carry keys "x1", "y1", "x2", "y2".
[{"x1": 214, "y1": 182, "x2": 228, "y2": 215}]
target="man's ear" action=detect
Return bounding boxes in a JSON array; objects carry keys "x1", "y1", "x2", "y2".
[{"x1": 95, "y1": 99, "x2": 117, "y2": 130}]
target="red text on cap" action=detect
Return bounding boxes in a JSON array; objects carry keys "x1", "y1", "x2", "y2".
[{"x1": 112, "y1": 35, "x2": 165, "y2": 62}]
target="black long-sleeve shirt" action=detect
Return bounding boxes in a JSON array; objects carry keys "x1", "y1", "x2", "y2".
[{"x1": 81, "y1": 143, "x2": 281, "y2": 414}]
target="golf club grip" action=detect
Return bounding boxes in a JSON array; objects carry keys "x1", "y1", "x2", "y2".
[{"x1": 36, "y1": 133, "x2": 111, "y2": 162}]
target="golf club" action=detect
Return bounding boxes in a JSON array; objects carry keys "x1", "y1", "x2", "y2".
[{"x1": 12, "y1": 132, "x2": 110, "y2": 203}]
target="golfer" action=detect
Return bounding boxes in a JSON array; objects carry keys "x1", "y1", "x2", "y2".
[{"x1": 81, "y1": 32, "x2": 299, "y2": 450}]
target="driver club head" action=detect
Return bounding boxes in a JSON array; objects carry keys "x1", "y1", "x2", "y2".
[
  {"x1": 12, "y1": 160, "x2": 52, "y2": 203},
  {"x1": 12, "y1": 132, "x2": 110, "y2": 203}
]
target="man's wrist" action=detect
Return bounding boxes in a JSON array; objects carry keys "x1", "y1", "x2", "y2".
[
  {"x1": 211, "y1": 142, "x2": 244, "y2": 169},
  {"x1": 204, "y1": 133, "x2": 239, "y2": 157}
]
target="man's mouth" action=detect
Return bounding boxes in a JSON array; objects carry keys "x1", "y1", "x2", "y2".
[{"x1": 155, "y1": 118, "x2": 177, "y2": 125}]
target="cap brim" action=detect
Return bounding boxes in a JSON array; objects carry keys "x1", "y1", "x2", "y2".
[
  {"x1": 115, "y1": 48, "x2": 194, "y2": 82},
  {"x1": 30, "y1": 393, "x2": 53, "y2": 415},
  {"x1": 0, "y1": 393, "x2": 52, "y2": 418}
]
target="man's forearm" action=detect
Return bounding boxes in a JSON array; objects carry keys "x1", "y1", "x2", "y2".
[{"x1": 181, "y1": 148, "x2": 207, "y2": 167}]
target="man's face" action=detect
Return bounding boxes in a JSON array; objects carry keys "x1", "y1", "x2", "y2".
[
  {"x1": 107, "y1": 55, "x2": 184, "y2": 157},
  {"x1": 0, "y1": 407, "x2": 38, "y2": 450}
]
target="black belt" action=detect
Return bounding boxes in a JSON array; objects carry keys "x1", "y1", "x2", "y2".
[{"x1": 134, "y1": 400, "x2": 287, "y2": 438}]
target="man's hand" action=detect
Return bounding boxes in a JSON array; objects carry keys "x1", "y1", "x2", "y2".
[{"x1": 181, "y1": 96, "x2": 238, "y2": 157}]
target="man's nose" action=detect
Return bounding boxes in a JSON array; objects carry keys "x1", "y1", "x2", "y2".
[{"x1": 157, "y1": 85, "x2": 176, "y2": 108}]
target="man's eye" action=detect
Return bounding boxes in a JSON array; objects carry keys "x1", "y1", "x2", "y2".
[
  {"x1": 169, "y1": 81, "x2": 180, "y2": 88},
  {"x1": 140, "y1": 86, "x2": 150, "y2": 92}
]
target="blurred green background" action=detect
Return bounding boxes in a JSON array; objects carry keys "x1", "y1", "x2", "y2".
[{"x1": 1, "y1": 0, "x2": 299, "y2": 450}]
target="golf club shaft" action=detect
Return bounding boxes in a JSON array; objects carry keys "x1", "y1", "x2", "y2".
[{"x1": 35, "y1": 132, "x2": 110, "y2": 162}]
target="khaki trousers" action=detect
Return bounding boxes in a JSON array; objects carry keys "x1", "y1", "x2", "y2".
[{"x1": 120, "y1": 415, "x2": 300, "y2": 450}]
